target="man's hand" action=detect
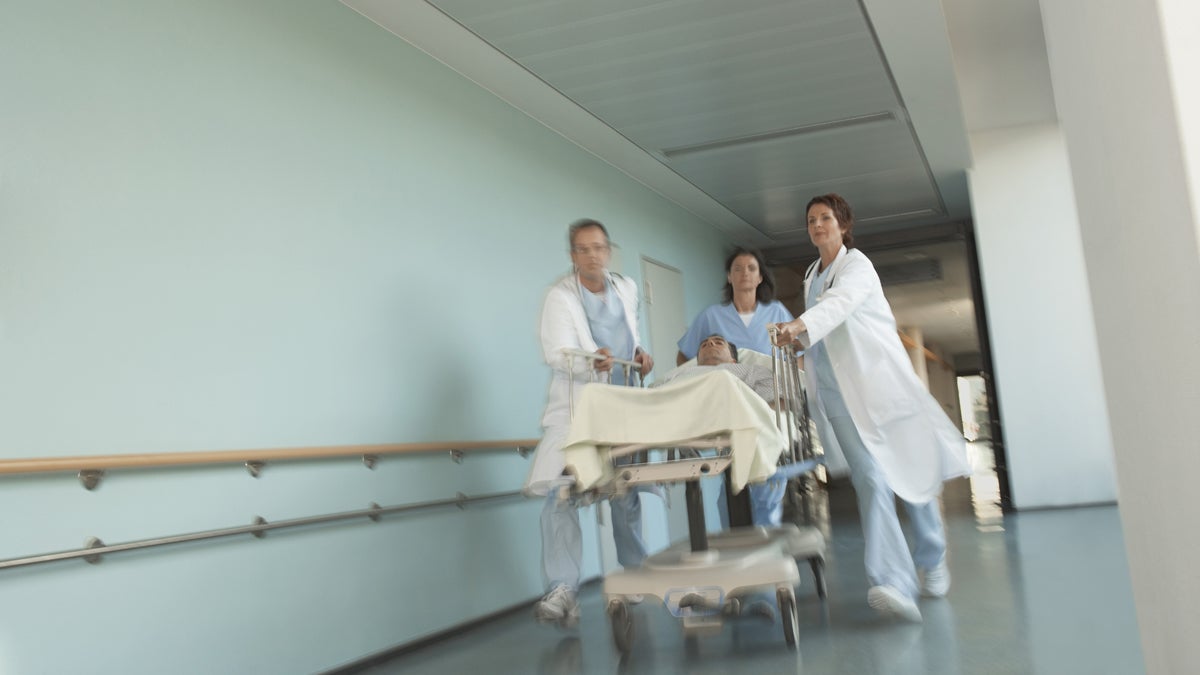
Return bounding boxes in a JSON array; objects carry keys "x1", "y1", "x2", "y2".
[
  {"x1": 593, "y1": 347, "x2": 614, "y2": 372},
  {"x1": 635, "y1": 349, "x2": 654, "y2": 377}
]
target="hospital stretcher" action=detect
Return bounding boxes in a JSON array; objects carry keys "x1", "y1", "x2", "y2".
[{"x1": 557, "y1": 337, "x2": 826, "y2": 653}]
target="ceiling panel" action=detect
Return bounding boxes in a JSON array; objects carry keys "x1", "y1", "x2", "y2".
[
  {"x1": 427, "y1": 0, "x2": 942, "y2": 239},
  {"x1": 666, "y1": 122, "x2": 921, "y2": 195},
  {"x1": 724, "y1": 168, "x2": 941, "y2": 236},
  {"x1": 343, "y1": 0, "x2": 981, "y2": 356}
]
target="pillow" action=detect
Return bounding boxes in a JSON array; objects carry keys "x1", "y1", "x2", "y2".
[
  {"x1": 663, "y1": 347, "x2": 771, "y2": 378},
  {"x1": 737, "y1": 347, "x2": 773, "y2": 370}
]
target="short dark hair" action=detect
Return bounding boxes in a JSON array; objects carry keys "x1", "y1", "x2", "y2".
[
  {"x1": 568, "y1": 218, "x2": 609, "y2": 248},
  {"x1": 722, "y1": 247, "x2": 777, "y2": 305},
  {"x1": 703, "y1": 334, "x2": 738, "y2": 362},
  {"x1": 805, "y1": 194, "x2": 855, "y2": 248}
]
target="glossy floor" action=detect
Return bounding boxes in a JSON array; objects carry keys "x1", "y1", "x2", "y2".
[{"x1": 358, "y1": 444, "x2": 1144, "y2": 675}]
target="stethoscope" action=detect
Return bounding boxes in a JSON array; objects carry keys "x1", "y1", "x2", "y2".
[{"x1": 804, "y1": 258, "x2": 840, "y2": 299}]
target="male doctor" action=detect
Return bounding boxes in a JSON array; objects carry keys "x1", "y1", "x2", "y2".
[{"x1": 525, "y1": 219, "x2": 654, "y2": 629}]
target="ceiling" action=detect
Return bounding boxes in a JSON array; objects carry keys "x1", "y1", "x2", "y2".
[{"x1": 340, "y1": 0, "x2": 1053, "y2": 359}]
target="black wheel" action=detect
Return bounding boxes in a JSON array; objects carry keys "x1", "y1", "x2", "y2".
[
  {"x1": 810, "y1": 557, "x2": 828, "y2": 600},
  {"x1": 609, "y1": 600, "x2": 634, "y2": 654},
  {"x1": 777, "y1": 588, "x2": 799, "y2": 649}
]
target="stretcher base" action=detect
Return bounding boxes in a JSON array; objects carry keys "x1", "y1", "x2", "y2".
[{"x1": 602, "y1": 523, "x2": 823, "y2": 648}]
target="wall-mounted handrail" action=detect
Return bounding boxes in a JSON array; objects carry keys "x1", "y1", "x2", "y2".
[
  {"x1": 0, "y1": 489, "x2": 525, "y2": 571},
  {"x1": 0, "y1": 438, "x2": 541, "y2": 477}
]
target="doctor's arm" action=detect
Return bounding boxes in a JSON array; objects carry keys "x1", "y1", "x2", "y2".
[
  {"x1": 539, "y1": 290, "x2": 604, "y2": 374},
  {"x1": 773, "y1": 258, "x2": 878, "y2": 346},
  {"x1": 797, "y1": 258, "x2": 878, "y2": 344}
]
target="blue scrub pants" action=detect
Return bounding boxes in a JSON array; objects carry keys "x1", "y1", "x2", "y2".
[
  {"x1": 701, "y1": 459, "x2": 787, "y2": 531},
  {"x1": 541, "y1": 486, "x2": 647, "y2": 591},
  {"x1": 828, "y1": 414, "x2": 946, "y2": 601}
]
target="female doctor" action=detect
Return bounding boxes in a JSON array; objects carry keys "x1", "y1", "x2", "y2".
[{"x1": 774, "y1": 194, "x2": 970, "y2": 622}]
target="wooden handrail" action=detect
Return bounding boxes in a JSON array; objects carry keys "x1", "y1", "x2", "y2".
[{"x1": 0, "y1": 438, "x2": 541, "y2": 477}]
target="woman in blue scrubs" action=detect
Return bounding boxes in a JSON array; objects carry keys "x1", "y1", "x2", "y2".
[
  {"x1": 676, "y1": 247, "x2": 794, "y2": 529},
  {"x1": 676, "y1": 247, "x2": 794, "y2": 364}
]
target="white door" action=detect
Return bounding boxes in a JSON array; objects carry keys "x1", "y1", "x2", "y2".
[
  {"x1": 640, "y1": 257, "x2": 689, "y2": 376},
  {"x1": 639, "y1": 257, "x2": 691, "y2": 545}
]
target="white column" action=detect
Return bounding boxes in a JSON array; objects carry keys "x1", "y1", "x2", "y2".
[
  {"x1": 1039, "y1": 1, "x2": 1200, "y2": 672},
  {"x1": 968, "y1": 122, "x2": 1116, "y2": 509}
]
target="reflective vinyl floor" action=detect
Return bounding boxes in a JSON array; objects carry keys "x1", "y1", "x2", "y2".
[{"x1": 358, "y1": 444, "x2": 1144, "y2": 675}]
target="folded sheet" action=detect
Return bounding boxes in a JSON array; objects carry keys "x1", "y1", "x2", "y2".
[{"x1": 562, "y1": 369, "x2": 785, "y2": 493}]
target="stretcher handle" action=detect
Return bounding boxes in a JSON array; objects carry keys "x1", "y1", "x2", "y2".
[
  {"x1": 560, "y1": 348, "x2": 641, "y2": 370},
  {"x1": 561, "y1": 348, "x2": 643, "y2": 419}
]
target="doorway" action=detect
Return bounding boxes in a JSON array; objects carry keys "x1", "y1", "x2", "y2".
[{"x1": 638, "y1": 257, "x2": 691, "y2": 544}]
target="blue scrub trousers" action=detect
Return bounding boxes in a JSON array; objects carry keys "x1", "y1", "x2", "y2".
[{"x1": 828, "y1": 414, "x2": 946, "y2": 601}]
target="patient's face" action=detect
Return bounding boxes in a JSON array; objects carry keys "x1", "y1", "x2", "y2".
[{"x1": 697, "y1": 335, "x2": 736, "y2": 366}]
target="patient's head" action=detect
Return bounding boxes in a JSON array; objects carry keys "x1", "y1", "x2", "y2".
[{"x1": 697, "y1": 334, "x2": 738, "y2": 366}]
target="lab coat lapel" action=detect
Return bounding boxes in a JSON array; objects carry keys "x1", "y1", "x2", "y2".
[{"x1": 803, "y1": 245, "x2": 849, "y2": 307}]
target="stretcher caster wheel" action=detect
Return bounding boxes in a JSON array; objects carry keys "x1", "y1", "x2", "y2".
[
  {"x1": 777, "y1": 587, "x2": 799, "y2": 649},
  {"x1": 810, "y1": 557, "x2": 828, "y2": 600},
  {"x1": 608, "y1": 599, "x2": 634, "y2": 654}
]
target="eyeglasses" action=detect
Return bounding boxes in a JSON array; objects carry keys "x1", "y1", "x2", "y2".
[{"x1": 571, "y1": 244, "x2": 611, "y2": 255}]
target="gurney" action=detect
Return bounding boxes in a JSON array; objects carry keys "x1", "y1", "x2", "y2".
[{"x1": 558, "y1": 337, "x2": 826, "y2": 653}]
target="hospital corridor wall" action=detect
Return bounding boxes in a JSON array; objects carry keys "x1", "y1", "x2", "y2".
[{"x1": 0, "y1": 2, "x2": 734, "y2": 673}]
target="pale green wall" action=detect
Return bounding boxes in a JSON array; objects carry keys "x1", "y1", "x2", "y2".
[{"x1": 0, "y1": 2, "x2": 732, "y2": 673}]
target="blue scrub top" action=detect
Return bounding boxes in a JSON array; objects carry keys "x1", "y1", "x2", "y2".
[
  {"x1": 805, "y1": 265, "x2": 850, "y2": 419},
  {"x1": 677, "y1": 300, "x2": 793, "y2": 359},
  {"x1": 581, "y1": 279, "x2": 637, "y2": 386}
]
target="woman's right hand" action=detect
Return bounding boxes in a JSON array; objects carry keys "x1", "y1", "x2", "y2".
[{"x1": 772, "y1": 319, "x2": 805, "y2": 345}]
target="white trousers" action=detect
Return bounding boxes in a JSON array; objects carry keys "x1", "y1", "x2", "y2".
[{"x1": 829, "y1": 415, "x2": 946, "y2": 601}]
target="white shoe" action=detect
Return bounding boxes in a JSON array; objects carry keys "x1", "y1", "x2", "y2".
[
  {"x1": 867, "y1": 586, "x2": 922, "y2": 623},
  {"x1": 921, "y1": 559, "x2": 951, "y2": 598},
  {"x1": 534, "y1": 585, "x2": 580, "y2": 629},
  {"x1": 626, "y1": 594, "x2": 644, "y2": 605}
]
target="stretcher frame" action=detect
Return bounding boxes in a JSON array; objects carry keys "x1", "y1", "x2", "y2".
[{"x1": 560, "y1": 338, "x2": 826, "y2": 653}]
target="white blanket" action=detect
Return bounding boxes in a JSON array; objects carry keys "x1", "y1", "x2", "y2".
[{"x1": 561, "y1": 369, "x2": 785, "y2": 493}]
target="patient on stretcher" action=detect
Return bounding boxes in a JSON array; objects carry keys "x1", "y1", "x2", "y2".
[
  {"x1": 655, "y1": 334, "x2": 775, "y2": 404},
  {"x1": 560, "y1": 367, "x2": 785, "y2": 496},
  {"x1": 656, "y1": 333, "x2": 794, "y2": 531}
]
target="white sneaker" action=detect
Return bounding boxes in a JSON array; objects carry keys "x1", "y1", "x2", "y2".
[
  {"x1": 921, "y1": 559, "x2": 951, "y2": 598},
  {"x1": 534, "y1": 585, "x2": 580, "y2": 629},
  {"x1": 867, "y1": 585, "x2": 922, "y2": 623}
]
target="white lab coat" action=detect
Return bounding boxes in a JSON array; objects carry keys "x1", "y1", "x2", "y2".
[
  {"x1": 799, "y1": 246, "x2": 970, "y2": 504},
  {"x1": 525, "y1": 271, "x2": 644, "y2": 496}
]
